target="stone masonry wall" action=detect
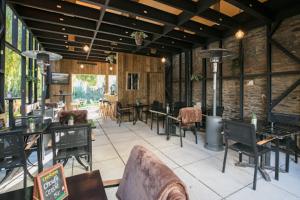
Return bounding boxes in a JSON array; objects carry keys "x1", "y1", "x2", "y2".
[{"x1": 172, "y1": 14, "x2": 300, "y2": 121}]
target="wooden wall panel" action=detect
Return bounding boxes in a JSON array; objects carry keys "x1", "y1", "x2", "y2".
[
  {"x1": 49, "y1": 59, "x2": 116, "y2": 110},
  {"x1": 117, "y1": 53, "x2": 165, "y2": 106}
]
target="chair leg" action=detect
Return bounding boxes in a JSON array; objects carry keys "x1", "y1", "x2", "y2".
[
  {"x1": 179, "y1": 125, "x2": 183, "y2": 147},
  {"x1": 183, "y1": 130, "x2": 186, "y2": 137},
  {"x1": 253, "y1": 156, "x2": 258, "y2": 190},
  {"x1": 239, "y1": 152, "x2": 243, "y2": 163},
  {"x1": 23, "y1": 166, "x2": 27, "y2": 188},
  {"x1": 150, "y1": 113, "x2": 153, "y2": 130},
  {"x1": 194, "y1": 127, "x2": 198, "y2": 144},
  {"x1": 162, "y1": 118, "x2": 165, "y2": 128},
  {"x1": 222, "y1": 147, "x2": 228, "y2": 173}
]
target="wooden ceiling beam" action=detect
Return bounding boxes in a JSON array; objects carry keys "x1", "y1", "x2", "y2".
[{"x1": 224, "y1": 0, "x2": 273, "y2": 23}]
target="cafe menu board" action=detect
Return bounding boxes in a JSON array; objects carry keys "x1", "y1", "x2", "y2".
[{"x1": 33, "y1": 164, "x2": 68, "y2": 200}]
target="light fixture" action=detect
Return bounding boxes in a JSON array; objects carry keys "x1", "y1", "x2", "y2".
[
  {"x1": 57, "y1": 4, "x2": 62, "y2": 8},
  {"x1": 109, "y1": 66, "x2": 113, "y2": 71},
  {"x1": 62, "y1": 28, "x2": 65, "y2": 31},
  {"x1": 64, "y1": 35, "x2": 67, "y2": 38},
  {"x1": 83, "y1": 44, "x2": 90, "y2": 52},
  {"x1": 161, "y1": 57, "x2": 166, "y2": 63},
  {"x1": 59, "y1": 18, "x2": 64, "y2": 21},
  {"x1": 235, "y1": 29, "x2": 245, "y2": 40},
  {"x1": 80, "y1": 64, "x2": 84, "y2": 69}
]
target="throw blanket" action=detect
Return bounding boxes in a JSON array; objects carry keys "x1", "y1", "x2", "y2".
[
  {"x1": 116, "y1": 145, "x2": 188, "y2": 200},
  {"x1": 178, "y1": 107, "x2": 202, "y2": 125},
  {"x1": 59, "y1": 110, "x2": 88, "y2": 124}
]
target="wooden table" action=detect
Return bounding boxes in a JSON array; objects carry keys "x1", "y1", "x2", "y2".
[{"x1": 0, "y1": 170, "x2": 108, "y2": 200}]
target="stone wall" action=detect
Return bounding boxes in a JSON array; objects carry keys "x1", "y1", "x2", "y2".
[{"x1": 172, "y1": 14, "x2": 300, "y2": 121}]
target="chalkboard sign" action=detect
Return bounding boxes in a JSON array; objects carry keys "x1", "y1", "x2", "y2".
[{"x1": 33, "y1": 164, "x2": 68, "y2": 200}]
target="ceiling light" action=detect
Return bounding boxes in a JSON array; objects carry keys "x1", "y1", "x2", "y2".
[
  {"x1": 161, "y1": 57, "x2": 166, "y2": 63},
  {"x1": 143, "y1": 10, "x2": 148, "y2": 14},
  {"x1": 119, "y1": 38, "x2": 122, "y2": 41},
  {"x1": 62, "y1": 28, "x2": 65, "y2": 31},
  {"x1": 65, "y1": 45, "x2": 69, "y2": 48},
  {"x1": 64, "y1": 35, "x2": 67, "y2": 38},
  {"x1": 83, "y1": 44, "x2": 90, "y2": 52},
  {"x1": 57, "y1": 5, "x2": 62, "y2": 8},
  {"x1": 80, "y1": 64, "x2": 84, "y2": 69},
  {"x1": 171, "y1": 41, "x2": 175, "y2": 44},
  {"x1": 109, "y1": 66, "x2": 113, "y2": 71},
  {"x1": 59, "y1": 18, "x2": 64, "y2": 21},
  {"x1": 235, "y1": 29, "x2": 245, "y2": 40},
  {"x1": 219, "y1": 18, "x2": 223, "y2": 21},
  {"x1": 125, "y1": 31, "x2": 128, "y2": 34},
  {"x1": 183, "y1": 35, "x2": 186, "y2": 38},
  {"x1": 65, "y1": 41, "x2": 68, "y2": 44},
  {"x1": 199, "y1": 27, "x2": 203, "y2": 30},
  {"x1": 249, "y1": 4, "x2": 253, "y2": 7}
]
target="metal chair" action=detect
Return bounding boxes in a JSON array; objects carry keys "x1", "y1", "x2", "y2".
[
  {"x1": 0, "y1": 130, "x2": 28, "y2": 188},
  {"x1": 222, "y1": 120, "x2": 272, "y2": 190},
  {"x1": 50, "y1": 122, "x2": 92, "y2": 171},
  {"x1": 116, "y1": 102, "x2": 132, "y2": 126},
  {"x1": 150, "y1": 101, "x2": 165, "y2": 130}
]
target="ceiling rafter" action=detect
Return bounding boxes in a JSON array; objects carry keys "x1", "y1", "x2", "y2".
[
  {"x1": 224, "y1": 0, "x2": 273, "y2": 23},
  {"x1": 156, "y1": 0, "x2": 240, "y2": 28},
  {"x1": 138, "y1": 0, "x2": 220, "y2": 51},
  {"x1": 87, "y1": 0, "x2": 110, "y2": 59}
]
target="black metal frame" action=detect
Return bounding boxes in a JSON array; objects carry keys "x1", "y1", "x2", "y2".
[{"x1": 0, "y1": 0, "x2": 5, "y2": 113}]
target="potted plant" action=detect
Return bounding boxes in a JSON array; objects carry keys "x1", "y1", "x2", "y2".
[
  {"x1": 191, "y1": 73, "x2": 203, "y2": 81},
  {"x1": 68, "y1": 115, "x2": 74, "y2": 126},
  {"x1": 28, "y1": 117, "x2": 35, "y2": 131},
  {"x1": 105, "y1": 55, "x2": 116, "y2": 64},
  {"x1": 131, "y1": 31, "x2": 148, "y2": 46}
]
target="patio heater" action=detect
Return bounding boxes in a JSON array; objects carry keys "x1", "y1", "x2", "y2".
[
  {"x1": 200, "y1": 48, "x2": 234, "y2": 151},
  {"x1": 22, "y1": 50, "x2": 62, "y2": 121}
]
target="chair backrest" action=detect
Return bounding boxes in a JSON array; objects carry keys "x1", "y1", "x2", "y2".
[
  {"x1": 151, "y1": 101, "x2": 163, "y2": 111},
  {"x1": 51, "y1": 123, "x2": 91, "y2": 151},
  {"x1": 59, "y1": 110, "x2": 88, "y2": 124},
  {"x1": 116, "y1": 145, "x2": 188, "y2": 200},
  {"x1": 0, "y1": 130, "x2": 25, "y2": 162},
  {"x1": 223, "y1": 120, "x2": 257, "y2": 151},
  {"x1": 173, "y1": 101, "x2": 186, "y2": 116}
]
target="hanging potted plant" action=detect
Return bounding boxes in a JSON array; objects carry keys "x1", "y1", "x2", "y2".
[
  {"x1": 105, "y1": 55, "x2": 116, "y2": 64},
  {"x1": 131, "y1": 31, "x2": 148, "y2": 46},
  {"x1": 191, "y1": 73, "x2": 203, "y2": 81}
]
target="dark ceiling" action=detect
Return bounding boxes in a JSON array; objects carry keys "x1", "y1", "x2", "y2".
[{"x1": 7, "y1": 0, "x2": 300, "y2": 62}]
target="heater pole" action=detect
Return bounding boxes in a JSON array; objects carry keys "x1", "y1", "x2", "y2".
[{"x1": 212, "y1": 62, "x2": 218, "y2": 116}]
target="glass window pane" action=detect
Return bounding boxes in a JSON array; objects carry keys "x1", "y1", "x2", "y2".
[
  {"x1": 26, "y1": 30, "x2": 29, "y2": 51},
  {"x1": 5, "y1": 47, "x2": 21, "y2": 115},
  {"x1": 37, "y1": 66, "x2": 42, "y2": 100},
  {"x1": 18, "y1": 19, "x2": 22, "y2": 51},
  {"x1": 5, "y1": 6, "x2": 12, "y2": 44},
  {"x1": 108, "y1": 75, "x2": 117, "y2": 95}
]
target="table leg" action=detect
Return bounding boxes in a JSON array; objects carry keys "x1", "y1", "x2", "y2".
[
  {"x1": 156, "y1": 113, "x2": 159, "y2": 134},
  {"x1": 285, "y1": 138, "x2": 290, "y2": 172},
  {"x1": 37, "y1": 135, "x2": 43, "y2": 172},
  {"x1": 166, "y1": 117, "x2": 169, "y2": 140},
  {"x1": 275, "y1": 138, "x2": 279, "y2": 180}
]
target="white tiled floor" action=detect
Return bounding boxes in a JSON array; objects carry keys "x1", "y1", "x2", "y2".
[{"x1": 1, "y1": 110, "x2": 300, "y2": 200}]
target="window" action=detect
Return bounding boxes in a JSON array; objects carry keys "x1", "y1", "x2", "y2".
[
  {"x1": 127, "y1": 73, "x2": 139, "y2": 90},
  {"x1": 5, "y1": 5, "x2": 12, "y2": 44},
  {"x1": 4, "y1": 47, "x2": 21, "y2": 97},
  {"x1": 108, "y1": 75, "x2": 117, "y2": 95},
  {"x1": 17, "y1": 19, "x2": 22, "y2": 51}
]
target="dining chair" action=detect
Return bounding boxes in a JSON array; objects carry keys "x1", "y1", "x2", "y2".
[
  {"x1": 50, "y1": 122, "x2": 92, "y2": 171},
  {"x1": 150, "y1": 101, "x2": 165, "y2": 130},
  {"x1": 222, "y1": 120, "x2": 272, "y2": 190},
  {"x1": 116, "y1": 102, "x2": 132, "y2": 126},
  {"x1": 0, "y1": 130, "x2": 28, "y2": 188}
]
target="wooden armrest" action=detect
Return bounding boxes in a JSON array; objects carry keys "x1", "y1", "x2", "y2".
[
  {"x1": 168, "y1": 115, "x2": 181, "y2": 122},
  {"x1": 25, "y1": 135, "x2": 40, "y2": 150},
  {"x1": 120, "y1": 107, "x2": 132, "y2": 111},
  {"x1": 257, "y1": 136, "x2": 274, "y2": 146},
  {"x1": 103, "y1": 179, "x2": 121, "y2": 188}
]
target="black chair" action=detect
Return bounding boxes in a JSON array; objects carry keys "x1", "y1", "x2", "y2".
[
  {"x1": 172, "y1": 101, "x2": 186, "y2": 117},
  {"x1": 50, "y1": 122, "x2": 92, "y2": 171},
  {"x1": 0, "y1": 130, "x2": 28, "y2": 188},
  {"x1": 150, "y1": 101, "x2": 165, "y2": 130},
  {"x1": 222, "y1": 120, "x2": 272, "y2": 190},
  {"x1": 116, "y1": 102, "x2": 133, "y2": 126}
]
